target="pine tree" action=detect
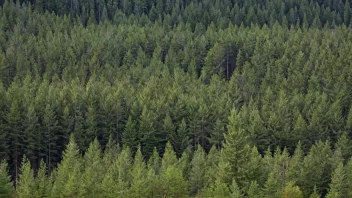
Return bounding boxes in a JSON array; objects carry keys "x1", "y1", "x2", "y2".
[
  {"x1": 43, "y1": 104, "x2": 59, "y2": 173},
  {"x1": 147, "y1": 147, "x2": 161, "y2": 174},
  {"x1": 189, "y1": 145, "x2": 206, "y2": 195},
  {"x1": 282, "y1": 181, "x2": 303, "y2": 198},
  {"x1": 130, "y1": 146, "x2": 148, "y2": 197},
  {"x1": 309, "y1": 186, "x2": 321, "y2": 198},
  {"x1": 223, "y1": 109, "x2": 251, "y2": 187},
  {"x1": 178, "y1": 149, "x2": 190, "y2": 179},
  {"x1": 335, "y1": 132, "x2": 352, "y2": 161},
  {"x1": 208, "y1": 119, "x2": 226, "y2": 149},
  {"x1": 344, "y1": 1, "x2": 350, "y2": 25},
  {"x1": 139, "y1": 106, "x2": 158, "y2": 158},
  {"x1": 100, "y1": 146, "x2": 131, "y2": 197},
  {"x1": 23, "y1": 105, "x2": 39, "y2": 169},
  {"x1": 16, "y1": 156, "x2": 35, "y2": 198},
  {"x1": 344, "y1": 157, "x2": 352, "y2": 197},
  {"x1": 79, "y1": 139, "x2": 103, "y2": 197},
  {"x1": 175, "y1": 118, "x2": 189, "y2": 156},
  {"x1": 84, "y1": 106, "x2": 98, "y2": 149},
  {"x1": 161, "y1": 142, "x2": 178, "y2": 172},
  {"x1": 205, "y1": 146, "x2": 220, "y2": 185},
  {"x1": 247, "y1": 181, "x2": 261, "y2": 198},
  {"x1": 6, "y1": 99, "x2": 23, "y2": 181},
  {"x1": 51, "y1": 134, "x2": 82, "y2": 198},
  {"x1": 0, "y1": 82, "x2": 8, "y2": 162},
  {"x1": 202, "y1": 180, "x2": 230, "y2": 198},
  {"x1": 263, "y1": 172, "x2": 281, "y2": 198},
  {"x1": 122, "y1": 116, "x2": 139, "y2": 153},
  {"x1": 0, "y1": 160, "x2": 13, "y2": 198},
  {"x1": 163, "y1": 113, "x2": 175, "y2": 151},
  {"x1": 160, "y1": 165, "x2": 188, "y2": 198},
  {"x1": 230, "y1": 179, "x2": 243, "y2": 198},
  {"x1": 326, "y1": 163, "x2": 346, "y2": 198},
  {"x1": 35, "y1": 160, "x2": 51, "y2": 198}
]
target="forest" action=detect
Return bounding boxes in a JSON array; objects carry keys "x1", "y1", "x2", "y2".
[{"x1": 1, "y1": 0, "x2": 352, "y2": 197}]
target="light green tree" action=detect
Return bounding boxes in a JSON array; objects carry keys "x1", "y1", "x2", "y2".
[{"x1": 16, "y1": 156, "x2": 35, "y2": 198}]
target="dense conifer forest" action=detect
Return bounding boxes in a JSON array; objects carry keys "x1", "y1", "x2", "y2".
[{"x1": 1, "y1": 0, "x2": 352, "y2": 197}]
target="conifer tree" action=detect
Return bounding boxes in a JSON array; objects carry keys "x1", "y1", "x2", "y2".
[
  {"x1": 161, "y1": 142, "x2": 178, "y2": 172},
  {"x1": 309, "y1": 186, "x2": 321, "y2": 198},
  {"x1": 223, "y1": 109, "x2": 251, "y2": 187},
  {"x1": 35, "y1": 160, "x2": 51, "y2": 198},
  {"x1": 230, "y1": 179, "x2": 243, "y2": 198},
  {"x1": 79, "y1": 139, "x2": 103, "y2": 197},
  {"x1": 6, "y1": 99, "x2": 23, "y2": 181},
  {"x1": 51, "y1": 134, "x2": 82, "y2": 198},
  {"x1": 326, "y1": 162, "x2": 346, "y2": 198},
  {"x1": 345, "y1": 157, "x2": 352, "y2": 197},
  {"x1": 139, "y1": 106, "x2": 158, "y2": 157},
  {"x1": 282, "y1": 181, "x2": 304, "y2": 198},
  {"x1": 189, "y1": 145, "x2": 206, "y2": 195},
  {"x1": 247, "y1": 181, "x2": 261, "y2": 198},
  {"x1": 175, "y1": 118, "x2": 190, "y2": 156},
  {"x1": 147, "y1": 147, "x2": 161, "y2": 174},
  {"x1": 160, "y1": 165, "x2": 188, "y2": 198},
  {"x1": 16, "y1": 156, "x2": 35, "y2": 198},
  {"x1": 130, "y1": 146, "x2": 148, "y2": 197},
  {"x1": 0, "y1": 160, "x2": 13, "y2": 198}
]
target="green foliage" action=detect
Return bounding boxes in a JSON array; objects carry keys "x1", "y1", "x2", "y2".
[
  {"x1": 160, "y1": 165, "x2": 188, "y2": 198},
  {"x1": 326, "y1": 163, "x2": 346, "y2": 198},
  {"x1": 189, "y1": 145, "x2": 206, "y2": 194},
  {"x1": 16, "y1": 156, "x2": 35, "y2": 198},
  {"x1": 0, "y1": 161, "x2": 13, "y2": 198},
  {"x1": 282, "y1": 181, "x2": 304, "y2": 198},
  {"x1": 1, "y1": 1, "x2": 352, "y2": 197},
  {"x1": 223, "y1": 109, "x2": 251, "y2": 187},
  {"x1": 51, "y1": 134, "x2": 82, "y2": 198}
]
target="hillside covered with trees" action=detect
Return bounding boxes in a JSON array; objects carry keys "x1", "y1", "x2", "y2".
[{"x1": 1, "y1": 0, "x2": 352, "y2": 197}]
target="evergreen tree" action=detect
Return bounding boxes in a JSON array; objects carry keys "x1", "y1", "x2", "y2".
[
  {"x1": 161, "y1": 142, "x2": 178, "y2": 172},
  {"x1": 16, "y1": 156, "x2": 35, "y2": 198},
  {"x1": 51, "y1": 134, "x2": 82, "y2": 198},
  {"x1": 0, "y1": 161, "x2": 13, "y2": 198},
  {"x1": 223, "y1": 109, "x2": 251, "y2": 187},
  {"x1": 189, "y1": 145, "x2": 206, "y2": 195},
  {"x1": 130, "y1": 146, "x2": 148, "y2": 197},
  {"x1": 122, "y1": 116, "x2": 139, "y2": 153},
  {"x1": 79, "y1": 139, "x2": 103, "y2": 197},
  {"x1": 326, "y1": 162, "x2": 346, "y2": 198},
  {"x1": 35, "y1": 160, "x2": 51, "y2": 198},
  {"x1": 282, "y1": 181, "x2": 304, "y2": 198},
  {"x1": 160, "y1": 165, "x2": 188, "y2": 198}
]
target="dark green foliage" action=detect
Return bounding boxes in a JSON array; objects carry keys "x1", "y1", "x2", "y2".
[{"x1": 0, "y1": 0, "x2": 352, "y2": 197}]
